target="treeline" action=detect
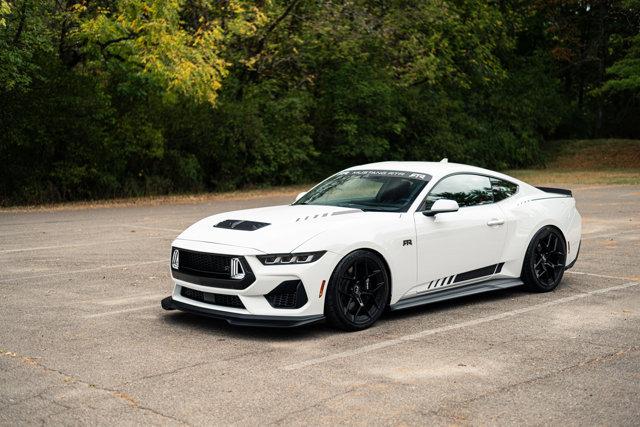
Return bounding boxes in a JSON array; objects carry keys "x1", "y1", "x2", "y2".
[{"x1": 0, "y1": 0, "x2": 639, "y2": 205}]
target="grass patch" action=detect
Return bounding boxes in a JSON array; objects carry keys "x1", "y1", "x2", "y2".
[
  {"x1": 542, "y1": 139, "x2": 640, "y2": 169},
  {"x1": 506, "y1": 139, "x2": 640, "y2": 185},
  {"x1": 505, "y1": 169, "x2": 640, "y2": 186},
  {"x1": 4, "y1": 139, "x2": 638, "y2": 211},
  {"x1": 0, "y1": 184, "x2": 310, "y2": 213}
]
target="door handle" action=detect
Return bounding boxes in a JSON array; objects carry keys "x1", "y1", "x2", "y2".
[{"x1": 487, "y1": 218, "x2": 505, "y2": 227}]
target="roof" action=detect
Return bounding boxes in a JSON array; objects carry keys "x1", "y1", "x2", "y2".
[
  {"x1": 346, "y1": 161, "x2": 530, "y2": 188},
  {"x1": 349, "y1": 161, "x2": 487, "y2": 176}
]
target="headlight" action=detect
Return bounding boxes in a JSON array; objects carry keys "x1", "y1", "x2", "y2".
[{"x1": 256, "y1": 251, "x2": 326, "y2": 265}]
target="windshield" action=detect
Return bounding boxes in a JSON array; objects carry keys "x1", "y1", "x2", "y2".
[{"x1": 295, "y1": 170, "x2": 430, "y2": 212}]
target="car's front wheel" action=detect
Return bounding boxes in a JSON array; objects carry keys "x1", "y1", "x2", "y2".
[
  {"x1": 522, "y1": 226, "x2": 567, "y2": 292},
  {"x1": 325, "y1": 250, "x2": 390, "y2": 331}
]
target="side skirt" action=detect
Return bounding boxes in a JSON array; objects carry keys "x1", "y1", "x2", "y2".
[{"x1": 390, "y1": 278, "x2": 524, "y2": 311}]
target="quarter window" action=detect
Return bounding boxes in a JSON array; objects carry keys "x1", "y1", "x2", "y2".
[
  {"x1": 490, "y1": 178, "x2": 518, "y2": 202},
  {"x1": 423, "y1": 174, "x2": 493, "y2": 210}
]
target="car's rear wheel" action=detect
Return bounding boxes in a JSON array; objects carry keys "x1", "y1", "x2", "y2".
[
  {"x1": 522, "y1": 226, "x2": 567, "y2": 292},
  {"x1": 325, "y1": 250, "x2": 390, "y2": 331}
]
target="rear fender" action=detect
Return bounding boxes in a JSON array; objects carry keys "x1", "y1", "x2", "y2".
[{"x1": 500, "y1": 197, "x2": 578, "y2": 278}]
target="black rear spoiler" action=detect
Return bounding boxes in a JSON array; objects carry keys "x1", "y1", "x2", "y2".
[{"x1": 536, "y1": 186, "x2": 572, "y2": 197}]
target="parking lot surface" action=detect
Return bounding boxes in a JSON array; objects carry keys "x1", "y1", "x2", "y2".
[{"x1": 1, "y1": 185, "x2": 639, "y2": 425}]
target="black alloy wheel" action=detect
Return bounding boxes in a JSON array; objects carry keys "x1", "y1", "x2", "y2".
[
  {"x1": 522, "y1": 226, "x2": 567, "y2": 292},
  {"x1": 325, "y1": 250, "x2": 390, "y2": 331}
]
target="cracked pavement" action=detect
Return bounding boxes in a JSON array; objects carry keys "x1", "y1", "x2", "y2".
[{"x1": 1, "y1": 185, "x2": 639, "y2": 425}]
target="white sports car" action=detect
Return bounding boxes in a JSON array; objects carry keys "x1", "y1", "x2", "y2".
[{"x1": 161, "y1": 161, "x2": 581, "y2": 330}]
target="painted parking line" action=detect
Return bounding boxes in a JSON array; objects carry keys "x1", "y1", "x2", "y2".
[
  {"x1": 0, "y1": 222, "x2": 183, "y2": 237},
  {"x1": 581, "y1": 229, "x2": 640, "y2": 241},
  {"x1": 84, "y1": 304, "x2": 160, "y2": 318},
  {"x1": 116, "y1": 224, "x2": 183, "y2": 233},
  {"x1": 0, "y1": 260, "x2": 165, "y2": 283},
  {"x1": 0, "y1": 235, "x2": 171, "y2": 254},
  {"x1": 94, "y1": 293, "x2": 168, "y2": 306},
  {"x1": 566, "y1": 270, "x2": 638, "y2": 281},
  {"x1": 282, "y1": 281, "x2": 639, "y2": 371}
]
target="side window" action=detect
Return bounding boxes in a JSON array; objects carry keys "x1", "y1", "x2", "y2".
[
  {"x1": 490, "y1": 177, "x2": 518, "y2": 202},
  {"x1": 423, "y1": 174, "x2": 493, "y2": 210}
]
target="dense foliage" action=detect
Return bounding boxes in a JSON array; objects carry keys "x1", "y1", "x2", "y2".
[{"x1": 0, "y1": 0, "x2": 639, "y2": 204}]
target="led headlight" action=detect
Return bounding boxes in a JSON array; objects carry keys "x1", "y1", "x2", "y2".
[{"x1": 256, "y1": 251, "x2": 326, "y2": 265}]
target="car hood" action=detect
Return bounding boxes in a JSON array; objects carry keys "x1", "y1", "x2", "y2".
[{"x1": 176, "y1": 204, "x2": 368, "y2": 253}]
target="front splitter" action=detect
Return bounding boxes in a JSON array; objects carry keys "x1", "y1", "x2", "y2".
[{"x1": 161, "y1": 297, "x2": 324, "y2": 328}]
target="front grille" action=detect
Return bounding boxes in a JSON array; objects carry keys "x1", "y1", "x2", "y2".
[
  {"x1": 172, "y1": 248, "x2": 255, "y2": 289},
  {"x1": 181, "y1": 287, "x2": 245, "y2": 309},
  {"x1": 265, "y1": 280, "x2": 308, "y2": 309},
  {"x1": 179, "y1": 250, "x2": 232, "y2": 278}
]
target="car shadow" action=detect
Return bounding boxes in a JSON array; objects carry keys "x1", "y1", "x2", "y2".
[
  {"x1": 160, "y1": 286, "x2": 530, "y2": 339},
  {"x1": 160, "y1": 311, "x2": 331, "y2": 341}
]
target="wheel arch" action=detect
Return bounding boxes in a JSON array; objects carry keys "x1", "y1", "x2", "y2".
[
  {"x1": 527, "y1": 224, "x2": 567, "y2": 251},
  {"x1": 323, "y1": 247, "x2": 394, "y2": 330},
  {"x1": 521, "y1": 224, "x2": 567, "y2": 275},
  {"x1": 521, "y1": 224, "x2": 568, "y2": 292},
  {"x1": 329, "y1": 247, "x2": 394, "y2": 308},
  {"x1": 358, "y1": 247, "x2": 393, "y2": 306}
]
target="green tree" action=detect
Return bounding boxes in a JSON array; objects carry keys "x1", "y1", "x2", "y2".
[
  {"x1": 0, "y1": 0, "x2": 637, "y2": 205},
  {"x1": 78, "y1": 0, "x2": 266, "y2": 105}
]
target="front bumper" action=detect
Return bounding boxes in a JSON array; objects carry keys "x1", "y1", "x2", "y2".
[
  {"x1": 161, "y1": 296, "x2": 323, "y2": 327},
  {"x1": 161, "y1": 239, "x2": 338, "y2": 326}
]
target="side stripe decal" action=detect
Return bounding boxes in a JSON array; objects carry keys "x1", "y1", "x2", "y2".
[
  {"x1": 421, "y1": 263, "x2": 505, "y2": 296},
  {"x1": 453, "y1": 264, "x2": 500, "y2": 284}
]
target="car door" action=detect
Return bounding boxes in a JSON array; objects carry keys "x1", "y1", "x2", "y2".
[{"x1": 411, "y1": 174, "x2": 508, "y2": 294}]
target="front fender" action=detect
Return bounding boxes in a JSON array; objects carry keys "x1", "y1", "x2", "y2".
[{"x1": 293, "y1": 214, "x2": 417, "y2": 304}]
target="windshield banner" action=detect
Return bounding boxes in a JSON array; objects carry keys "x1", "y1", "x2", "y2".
[{"x1": 336, "y1": 169, "x2": 431, "y2": 181}]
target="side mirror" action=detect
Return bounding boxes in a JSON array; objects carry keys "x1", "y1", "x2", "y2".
[
  {"x1": 422, "y1": 199, "x2": 459, "y2": 217},
  {"x1": 294, "y1": 191, "x2": 307, "y2": 202}
]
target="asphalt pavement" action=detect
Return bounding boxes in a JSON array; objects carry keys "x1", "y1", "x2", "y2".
[{"x1": 1, "y1": 185, "x2": 639, "y2": 426}]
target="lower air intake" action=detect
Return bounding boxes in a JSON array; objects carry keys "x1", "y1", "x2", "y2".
[
  {"x1": 265, "y1": 280, "x2": 308, "y2": 309},
  {"x1": 180, "y1": 287, "x2": 245, "y2": 309}
]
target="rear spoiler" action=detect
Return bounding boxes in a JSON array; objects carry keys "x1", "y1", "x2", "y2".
[{"x1": 536, "y1": 186, "x2": 572, "y2": 197}]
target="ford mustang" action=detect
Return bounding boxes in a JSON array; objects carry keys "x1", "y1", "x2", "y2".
[{"x1": 161, "y1": 161, "x2": 582, "y2": 330}]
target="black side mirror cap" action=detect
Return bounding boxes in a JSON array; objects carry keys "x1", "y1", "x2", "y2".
[{"x1": 422, "y1": 208, "x2": 458, "y2": 217}]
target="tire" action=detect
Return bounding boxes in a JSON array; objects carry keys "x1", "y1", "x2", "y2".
[
  {"x1": 522, "y1": 226, "x2": 567, "y2": 292},
  {"x1": 325, "y1": 250, "x2": 390, "y2": 331}
]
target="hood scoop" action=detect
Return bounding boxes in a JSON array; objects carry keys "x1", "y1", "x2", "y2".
[{"x1": 214, "y1": 219, "x2": 270, "y2": 231}]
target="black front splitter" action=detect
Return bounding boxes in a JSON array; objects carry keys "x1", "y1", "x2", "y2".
[{"x1": 161, "y1": 297, "x2": 324, "y2": 328}]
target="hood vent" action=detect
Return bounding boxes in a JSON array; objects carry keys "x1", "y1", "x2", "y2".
[
  {"x1": 295, "y1": 209, "x2": 360, "y2": 222},
  {"x1": 296, "y1": 212, "x2": 329, "y2": 222},
  {"x1": 331, "y1": 209, "x2": 361, "y2": 216},
  {"x1": 214, "y1": 219, "x2": 270, "y2": 231}
]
